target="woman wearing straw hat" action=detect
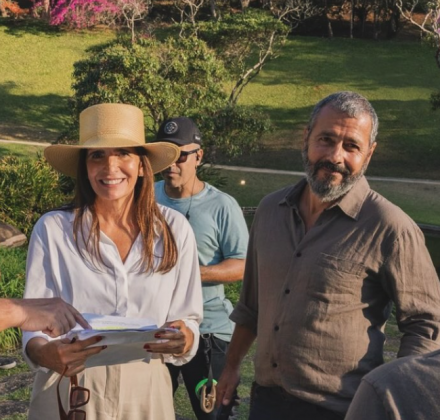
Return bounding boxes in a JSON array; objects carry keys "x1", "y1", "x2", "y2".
[{"x1": 22, "y1": 103, "x2": 203, "y2": 420}]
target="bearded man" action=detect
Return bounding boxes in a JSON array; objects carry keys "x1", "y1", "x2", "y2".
[{"x1": 216, "y1": 91, "x2": 440, "y2": 420}]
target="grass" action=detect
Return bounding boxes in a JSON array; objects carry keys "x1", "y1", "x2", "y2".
[
  {"x1": 1, "y1": 24, "x2": 440, "y2": 180},
  {"x1": 0, "y1": 20, "x2": 113, "y2": 142},
  {"x1": 223, "y1": 36, "x2": 440, "y2": 180},
  {"x1": 0, "y1": 142, "x2": 44, "y2": 159},
  {"x1": 218, "y1": 169, "x2": 440, "y2": 226}
]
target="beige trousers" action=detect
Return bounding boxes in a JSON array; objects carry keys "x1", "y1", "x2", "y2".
[{"x1": 28, "y1": 358, "x2": 175, "y2": 420}]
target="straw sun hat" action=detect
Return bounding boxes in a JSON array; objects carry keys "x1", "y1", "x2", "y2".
[{"x1": 44, "y1": 103, "x2": 180, "y2": 178}]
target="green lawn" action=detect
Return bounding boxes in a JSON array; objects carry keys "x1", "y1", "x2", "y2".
[
  {"x1": 0, "y1": 20, "x2": 113, "y2": 142},
  {"x1": 1, "y1": 23, "x2": 440, "y2": 180},
  {"x1": 225, "y1": 36, "x2": 440, "y2": 180},
  {"x1": 217, "y1": 168, "x2": 440, "y2": 226}
]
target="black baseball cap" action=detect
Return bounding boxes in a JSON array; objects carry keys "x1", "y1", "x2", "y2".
[{"x1": 155, "y1": 117, "x2": 202, "y2": 146}]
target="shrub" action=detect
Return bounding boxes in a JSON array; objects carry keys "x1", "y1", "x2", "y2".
[
  {"x1": 0, "y1": 154, "x2": 73, "y2": 236},
  {"x1": 67, "y1": 34, "x2": 271, "y2": 161},
  {"x1": 430, "y1": 90, "x2": 440, "y2": 110},
  {"x1": 0, "y1": 246, "x2": 27, "y2": 350},
  {"x1": 70, "y1": 35, "x2": 228, "y2": 133},
  {"x1": 197, "y1": 106, "x2": 271, "y2": 159}
]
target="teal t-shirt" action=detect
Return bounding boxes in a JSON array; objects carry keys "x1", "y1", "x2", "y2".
[{"x1": 155, "y1": 181, "x2": 249, "y2": 341}]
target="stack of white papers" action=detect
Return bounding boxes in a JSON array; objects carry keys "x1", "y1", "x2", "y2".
[{"x1": 67, "y1": 313, "x2": 178, "y2": 367}]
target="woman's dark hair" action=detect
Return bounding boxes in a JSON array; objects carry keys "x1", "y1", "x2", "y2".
[{"x1": 72, "y1": 147, "x2": 177, "y2": 273}]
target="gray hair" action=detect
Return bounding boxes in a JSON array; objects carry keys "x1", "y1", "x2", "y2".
[{"x1": 306, "y1": 91, "x2": 379, "y2": 146}]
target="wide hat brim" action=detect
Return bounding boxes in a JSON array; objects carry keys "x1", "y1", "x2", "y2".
[{"x1": 44, "y1": 136, "x2": 180, "y2": 178}]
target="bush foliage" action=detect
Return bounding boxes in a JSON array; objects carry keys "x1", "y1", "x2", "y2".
[
  {"x1": 68, "y1": 34, "x2": 271, "y2": 160},
  {"x1": 0, "y1": 154, "x2": 73, "y2": 236},
  {"x1": 71, "y1": 35, "x2": 228, "y2": 133},
  {"x1": 0, "y1": 246, "x2": 27, "y2": 350}
]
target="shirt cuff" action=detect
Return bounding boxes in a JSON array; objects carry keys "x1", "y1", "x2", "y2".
[
  {"x1": 230, "y1": 301, "x2": 258, "y2": 336},
  {"x1": 398, "y1": 335, "x2": 440, "y2": 357}
]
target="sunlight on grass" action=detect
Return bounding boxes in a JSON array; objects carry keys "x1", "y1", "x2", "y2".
[
  {"x1": 218, "y1": 169, "x2": 440, "y2": 226},
  {"x1": 0, "y1": 25, "x2": 113, "y2": 139},
  {"x1": 232, "y1": 37, "x2": 440, "y2": 179}
]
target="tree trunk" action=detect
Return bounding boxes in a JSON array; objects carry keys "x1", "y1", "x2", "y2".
[
  {"x1": 373, "y1": 3, "x2": 378, "y2": 40},
  {"x1": 360, "y1": 0, "x2": 366, "y2": 38},
  {"x1": 42, "y1": 0, "x2": 50, "y2": 21},
  {"x1": 350, "y1": 0, "x2": 354, "y2": 38},
  {"x1": 209, "y1": 0, "x2": 217, "y2": 20},
  {"x1": 325, "y1": 1, "x2": 333, "y2": 38},
  {"x1": 240, "y1": 0, "x2": 250, "y2": 10}
]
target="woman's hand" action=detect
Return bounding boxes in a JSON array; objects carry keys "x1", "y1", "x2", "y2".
[
  {"x1": 144, "y1": 320, "x2": 194, "y2": 357},
  {"x1": 26, "y1": 336, "x2": 106, "y2": 376}
]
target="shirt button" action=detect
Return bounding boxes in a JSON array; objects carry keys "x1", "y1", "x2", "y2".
[
  {"x1": 296, "y1": 252, "x2": 302, "y2": 257},
  {"x1": 274, "y1": 325, "x2": 279, "y2": 331},
  {"x1": 272, "y1": 363, "x2": 278, "y2": 368},
  {"x1": 285, "y1": 289, "x2": 290, "y2": 294}
]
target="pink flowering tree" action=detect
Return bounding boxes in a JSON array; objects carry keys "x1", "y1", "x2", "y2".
[
  {"x1": 46, "y1": 0, "x2": 150, "y2": 34},
  {"x1": 50, "y1": 0, "x2": 120, "y2": 28}
]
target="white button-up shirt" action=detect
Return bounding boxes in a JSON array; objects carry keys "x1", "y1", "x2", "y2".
[{"x1": 23, "y1": 205, "x2": 203, "y2": 369}]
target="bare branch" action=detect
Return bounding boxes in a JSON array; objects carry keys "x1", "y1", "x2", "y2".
[
  {"x1": 272, "y1": 0, "x2": 324, "y2": 29},
  {"x1": 396, "y1": 0, "x2": 440, "y2": 39}
]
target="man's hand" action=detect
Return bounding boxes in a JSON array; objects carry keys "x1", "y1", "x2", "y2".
[
  {"x1": 27, "y1": 336, "x2": 106, "y2": 376},
  {"x1": 14, "y1": 298, "x2": 91, "y2": 337},
  {"x1": 143, "y1": 320, "x2": 194, "y2": 356},
  {"x1": 216, "y1": 364, "x2": 240, "y2": 408}
]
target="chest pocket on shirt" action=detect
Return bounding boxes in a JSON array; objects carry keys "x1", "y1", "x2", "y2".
[{"x1": 307, "y1": 253, "x2": 366, "y2": 304}]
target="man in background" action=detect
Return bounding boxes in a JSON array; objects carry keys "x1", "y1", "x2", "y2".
[{"x1": 154, "y1": 117, "x2": 249, "y2": 419}]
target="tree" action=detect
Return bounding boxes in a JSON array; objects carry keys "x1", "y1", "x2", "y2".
[
  {"x1": 50, "y1": 0, "x2": 120, "y2": 28},
  {"x1": 396, "y1": 0, "x2": 439, "y2": 54},
  {"x1": 0, "y1": 0, "x2": 26, "y2": 17},
  {"x1": 49, "y1": 0, "x2": 151, "y2": 31},
  {"x1": 396, "y1": 0, "x2": 440, "y2": 108},
  {"x1": 71, "y1": 36, "x2": 227, "y2": 131},
  {"x1": 68, "y1": 34, "x2": 270, "y2": 159},
  {"x1": 186, "y1": 9, "x2": 289, "y2": 106}
]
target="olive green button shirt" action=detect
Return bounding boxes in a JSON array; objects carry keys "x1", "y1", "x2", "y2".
[{"x1": 231, "y1": 176, "x2": 440, "y2": 415}]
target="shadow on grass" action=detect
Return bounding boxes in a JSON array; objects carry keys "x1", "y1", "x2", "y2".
[
  {"x1": 262, "y1": 37, "x2": 438, "y2": 91},
  {"x1": 0, "y1": 16, "x2": 61, "y2": 37},
  {"x1": 0, "y1": 82, "x2": 71, "y2": 141}
]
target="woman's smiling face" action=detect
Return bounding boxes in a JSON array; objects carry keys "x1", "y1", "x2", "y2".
[{"x1": 86, "y1": 147, "x2": 143, "y2": 205}]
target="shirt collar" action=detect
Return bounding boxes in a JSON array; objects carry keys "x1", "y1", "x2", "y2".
[
  {"x1": 279, "y1": 178, "x2": 307, "y2": 210},
  {"x1": 279, "y1": 176, "x2": 371, "y2": 221}
]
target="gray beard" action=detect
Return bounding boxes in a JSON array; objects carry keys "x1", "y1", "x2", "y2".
[{"x1": 301, "y1": 148, "x2": 368, "y2": 203}]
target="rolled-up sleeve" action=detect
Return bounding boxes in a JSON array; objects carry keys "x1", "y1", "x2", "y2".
[{"x1": 381, "y1": 225, "x2": 440, "y2": 356}]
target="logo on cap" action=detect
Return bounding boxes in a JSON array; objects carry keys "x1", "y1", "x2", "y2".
[{"x1": 164, "y1": 122, "x2": 178, "y2": 135}]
